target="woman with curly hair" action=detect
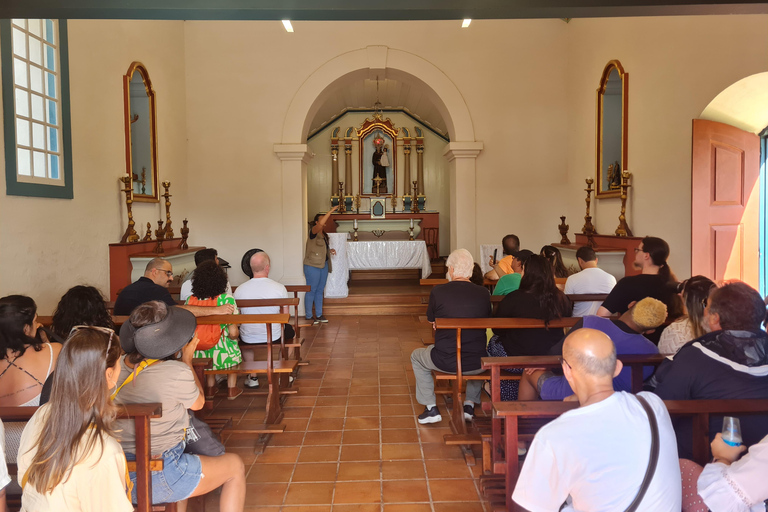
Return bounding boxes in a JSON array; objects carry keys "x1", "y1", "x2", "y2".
[
  {"x1": 185, "y1": 260, "x2": 242, "y2": 399},
  {"x1": 50, "y1": 286, "x2": 114, "y2": 342},
  {"x1": 540, "y1": 245, "x2": 571, "y2": 279}
]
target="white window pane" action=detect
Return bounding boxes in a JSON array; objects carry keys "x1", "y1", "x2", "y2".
[
  {"x1": 45, "y1": 45, "x2": 56, "y2": 72},
  {"x1": 48, "y1": 154, "x2": 60, "y2": 179},
  {"x1": 12, "y1": 19, "x2": 26, "y2": 28},
  {"x1": 16, "y1": 119, "x2": 30, "y2": 146},
  {"x1": 29, "y1": 65, "x2": 43, "y2": 94},
  {"x1": 33, "y1": 151, "x2": 46, "y2": 177},
  {"x1": 28, "y1": 37, "x2": 42, "y2": 66},
  {"x1": 30, "y1": 94, "x2": 44, "y2": 121},
  {"x1": 46, "y1": 99, "x2": 58, "y2": 125},
  {"x1": 28, "y1": 19, "x2": 42, "y2": 37},
  {"x1": 13, "y1": 58, "x2": 28, "y2": 88},
  {"x1": 12, "y1": 28, "x2": 27, "y2": 58},
  {"x1": 15, "y1": 89, "x2": 29, "y2": 118},
  {"x1": 45, "y1": 72, "x2": 56, "y2": 99},
  {"x1": 47, "y1": 126, "x2": 59, "y2": 152},
  {"x1": 17, "y1": 148, "x2": 31, "y2": 176},
  {"x1": 44, "y1": 20, "x2": 55, "y2": 44},
  {"x1": 32, "y1": 122, "x2": 45, "y2": 150}
]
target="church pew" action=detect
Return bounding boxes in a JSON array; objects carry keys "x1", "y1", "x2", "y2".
[
  {"x1": 481, "y1": 354, "x2": 667, "y2": 475},
  {"x1": 492, "y1": 399, "x2": 768, "y2": 512},
  {"x1": 1, "y1": 403, "x2": 163, "y2": 512},
  {"x1": 234, "y1": 298, "x2": 306, "y2": 364}
]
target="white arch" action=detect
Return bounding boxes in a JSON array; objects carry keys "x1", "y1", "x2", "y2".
[
  {"x1": 280, "y1": 45, "x2": 476, "y2": 143},
  {"x1": 700, "y1": 72, "x2": 768, "y2": 134}
]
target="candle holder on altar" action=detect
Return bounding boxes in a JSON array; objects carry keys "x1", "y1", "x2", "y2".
[
  {"x1": 582, "y1": 178, "x2": 596, "y2": 237},
  {"x1": 337, "y1": 182, "x2": 346, "y2": 213},
  {"x1": 162, "y1": 181, "x2": 174, "y2": 239},
  {"x1": 179, "y1": 219, "x2": 189, "y2": 250},
  {"x1": 154, "y1": 220, "x2": 166, "y2": 254},
  {"x1": 119, "y1": 176, "x2": 140, "y2": 243},
  {"x1": 354, "y1": 194, "x2": 361, "y2": 214},
  {"x1": 410, "y1": 181, "x2": 419, "y2": 214},
  {"x1": 408, "y1": 219, "x2": 415, "y2": 241},
  {"x1": 390, "y1": 195, "x2": 397, "y2": 213},
  {"x1": 559, "y1": 216, "x2": 571, "y2": 245},
  {"x1": 142, "y1": 222, "x2": 152, "y2": 242},
  {"x1": 615, "y1": 171, "x2": 633, "y2": 237}
]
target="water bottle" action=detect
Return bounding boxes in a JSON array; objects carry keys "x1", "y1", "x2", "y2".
[{"x1": 722, "y1": 416, "x2": 742, "y2": 447}]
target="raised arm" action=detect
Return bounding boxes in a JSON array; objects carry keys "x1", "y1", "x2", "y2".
[{"x1": 311, "y1": 205, "x2": 339, "y2": 234}]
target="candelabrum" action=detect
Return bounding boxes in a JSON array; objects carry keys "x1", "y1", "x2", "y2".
[
  {"x1": 559, "y1": 216, "x2": 571, "y2": 245},
  {"x1": 162, "y1": 181, "x2": 174, "y2": 238},
  {"x1": 390, "y1": 194, "x2": 397, "y2": 213},
  {"x1": 337, "y1": 182, "x2": 346, "y2": 213},
  {"x1": 354, "y1": 194, "x2": 361, "y2": 214},
  {"x1": 410, "y1": 181, "x2": 419, "y2": 214},
  {"x1": 119, "y1": 176, "x2": 140, "y2": 243},
  {"x1": 142, "y1": 222, "x2": 152, "y2": 242},
  {"x1": 582, "y1": 178, "x2": 597, "y2": 247},
  {"x1": 179, "y1": 219, "x2": 189, "y2": 249},
  {"x1": 615, "y1": 171, "x2": 634, "y2": 237},
  {"x1": 154, "y1": 221, "x2": 166, "y2": 254}
]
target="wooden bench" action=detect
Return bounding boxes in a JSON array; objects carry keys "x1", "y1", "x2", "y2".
[
  {"x1": 492, "y1": 398, "x2": 768, "y2": 512},
  {"x1": 481, "y1": 353, "x2": 667, "y2": 475},
  {"x1": 235, "y1": 298, "x2": 306, "y2": 364},
  {"x1": 1, "y1": 403, "x2": 164, "y2": 512}
]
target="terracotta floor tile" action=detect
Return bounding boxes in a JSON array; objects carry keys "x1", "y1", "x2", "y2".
[
  {"x1": 344, "y1": 416, "x2": 380, "y2": 430},
  {"x1": 221, "y1": 445, "x2": 259, "y2": 464},
  {"x1": 337, "y1": 461, "x2": 381, "y2": 481},
  {"x1": 421, "y1": 443, "x2": 464, "y2": 460},
  {"x1": 315, "y1": 396, "x2": 348, "y2": 407},
  {"x1": 347, "y1": 395, "x2": 376, "y2": 406},
  {"x1": 381, "y1": 428, "x2": 419, "y2": 444},
  {"x1": 417, "y1": 426, "x2": 452, "y2": 444},
  {"x1": 433, "y1": 503, "x2": 486, "y2": 512},
  {"x1": 339, "y1": 444, "x2": 380, "y2": 462},
  {"x1": 380, "y1": 385, "x2": 412, "y2": 395},
  {"x1": 246, "y1": 463, "x2": 294, "y2": 483},
  {"x1": 381, "y1": 460, "x2": 426, "y2": 480},
  {"x1": 283, "y1": 482, "x2": 335, "y2": 505},
  {"x1": 381, "y1": 416, "x2": 416, "y2": 429},
  {"x1": 257, "y1": 446, "x2": 300, "y2": 464},
  {"x1": 349, "y1": 385, "x2": 380, "y2": 396},
  {"x1": 350, "y1": 377, "x2": 380, "y2": 386},
  {"x1": 307, "y1": 417, "x2": 345, "y2": 431},
  {"x1": 342, "y1": 429, "x2": 380, "y2": 445},
  {"x1": 333, "y1": 481, "x2": 382, "y2": 504},
  {"x1": 425, "y1": 459, "x2": 473, "y2": 479},
  {"x1": 346, "y1": 405, "x2": 380, "y2": 417},
  {"x1": 379, "y1": 394, "x2": 412, "y2": 405},
  {"x1": 382, "y1": 479, "x2": 429, "y2": 502},
  {"x1": 303, "y1": 430, "x2": 343, "y2": 446},
  {"x1": 245, "y1": 482, "x2": 288, "y2": 506},
  {"x1": 318, "y1": 387, "x2": 349, "y2": 396},
  {"x1": 283, "y1": 407, "x2": 313, "y2": 419},
  {"x1": 332, "y1": 504, "x2": 381, "y2": 512},
  {"x1": 321, "y1": 378, "x2": 351, "y2": 388},
  {"x1": 381, "y1": 443, "x2": 423, "y2": 460},
  {"x1": 384, "y1": 504, "x2": 432, "y2": 512},
  {"x1": 311, "y1": 406, "x2": 347, "y2": 418},
  {"x1": 298, "y1": 445, "x2": 340, "y2": 463},
  {"x1": 280, "y1": 507, "x2": 331, "y2": 512},
  {"x1": 282, "y1": 418, "x2": 311, "y2": 432},
  {"x1": 291, "y1": 462, "x2": 337, "y2": 482},
  {"x1": 428, "y1": 479, "x2": 481, "y2": 502}
]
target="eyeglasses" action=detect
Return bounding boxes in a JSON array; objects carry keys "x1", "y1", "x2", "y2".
[
  {"x1": 69, "y1": 325, "x2": 116, "y2": 364},
  {"x1": 559, "y1": 356, "x2": 572, "y2": 370},
  {"x1": 156, "y1": 269, "x2": 173, "y2": 277}
]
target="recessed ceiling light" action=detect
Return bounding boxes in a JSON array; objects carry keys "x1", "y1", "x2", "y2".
[
  {"x1": 462, "y1": 19, "x2": 472, "y2": 28},
  {"x1": 282, "y1": 20, "x2": 294, "y2": 32}
]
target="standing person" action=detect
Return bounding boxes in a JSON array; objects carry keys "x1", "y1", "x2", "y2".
[
  {"x1": 114, "y1": 302, "x2": 246, "y2": 510},
  {"x1": 564, "y1": 246, "x2": 617, "y2": 317},
  {"x1": 411, "y1": 249, "x2": 491, "y2": 424},
  {"x1": 304, "y1": 206, "x2": 338, "y2": 324},
  {"x1": 658, "y1": 276, "x2": 716, "y2": 355},
  {"x1": 540, "y1": 245, "x2": 571, "y2": 278},
  {"x1": 17, "y1": 327, "x2": 133, "y2": 512}
]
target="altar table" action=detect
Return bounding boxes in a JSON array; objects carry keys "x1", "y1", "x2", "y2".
[{"x1": 325, "y1": 236, "x2": 432, "y2": 298}]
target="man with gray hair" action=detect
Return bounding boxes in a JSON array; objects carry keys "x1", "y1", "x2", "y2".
[
  {"x1": 410, "y1": 248, "x2": 491, "y2": 424},
  {"x1": 513, "y1": 328, "x2": 682, "y2": 511}
]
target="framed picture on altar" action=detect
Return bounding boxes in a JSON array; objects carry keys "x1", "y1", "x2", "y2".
[
  {"x1": 358, "y1": 118, "x2": 398, "y2": 197},
  {"x1": 370, "y1": 198, "x2": 386, "y2": 219}
]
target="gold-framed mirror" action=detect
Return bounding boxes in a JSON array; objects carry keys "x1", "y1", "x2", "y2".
[
  {"x1": 596, "y1": 60, "x2": 628, "y2": 198},
  {"x1": 123, "y1": 62, "x2": 159, "y2": 202}
]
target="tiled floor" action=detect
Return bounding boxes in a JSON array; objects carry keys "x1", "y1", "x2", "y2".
[{"x1": 201, "y1": 315, "x2": 490, "y2": 512}]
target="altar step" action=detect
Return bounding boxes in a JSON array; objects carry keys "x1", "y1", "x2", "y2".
[{"x1": 324, "y1": 280, "x2": 430, "y2": 316}]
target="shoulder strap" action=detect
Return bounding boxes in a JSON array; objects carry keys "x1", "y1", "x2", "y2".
[
  {"x1": 624, "y1": 394, "x2": 660, "y2": 512},
  {"x1": 110, "y1": 359, "x2": 159, "y2": 401}
]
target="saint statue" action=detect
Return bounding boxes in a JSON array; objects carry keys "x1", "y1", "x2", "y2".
[{"x1": 371, "y1": 136, "x2": 388, "y2": 194}]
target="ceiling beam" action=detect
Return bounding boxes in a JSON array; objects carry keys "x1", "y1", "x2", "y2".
[{"x1": 1, "y1": 0, "x2": 766, "y2": 21}]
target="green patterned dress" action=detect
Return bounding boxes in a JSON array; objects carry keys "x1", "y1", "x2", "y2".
[{"x1": 186, "y1": 292, "x2": 242, "y2": 369}]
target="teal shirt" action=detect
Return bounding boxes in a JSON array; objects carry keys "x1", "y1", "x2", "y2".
[{"x1": 492, "y1": 272, "x2": 521, "y2": 296}]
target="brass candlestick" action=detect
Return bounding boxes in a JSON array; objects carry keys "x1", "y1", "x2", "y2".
[
  {"x1": 582, "y1": 178, "x2": 596, "y2": 236},
  {"x1": 410, "y1": 181, "x2": 419, "y2": 214},
  {"x1": 337, "y1": 182, "x2": 346, "y2": 213},
  {"x1": 142, "y1": 222, "x2": 152, "y2": 241},
  {"x1": 162, "y1": 181, "x2": 174, "y2": 238},
  {"x1": 179, "y1": 219, "x2": 189, "y2": 249},
  {"x1": 154, "y1": 221, "x2": 165, "y2": 254},
  {"x1": 119, "y1": 176, "x2": 140, "y2": 243},
  {"x1": 615, "y1": 171, "x2": 634, "y2": 237},
  {"x1": 354, "y1": 194, "x2": 361, "y2": 214},
  {"x1": 390, "y1": 195, "x2": 397, "y2": 213},
  {"x1": 559, "y1": 216, "x2": 571, "y2": 245}
]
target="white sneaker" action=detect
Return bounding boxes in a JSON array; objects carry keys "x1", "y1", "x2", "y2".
[{"x1": 244, "y1": 376, "x2": 260, "y2": 388}]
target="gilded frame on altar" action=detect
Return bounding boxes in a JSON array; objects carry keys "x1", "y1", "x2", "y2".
[
  {"x1": 596, "y1": 59, "x2": 628, "y2": 198},
  {"x1": 358, "y1": 117, "x2": 398, "y2": 197}
]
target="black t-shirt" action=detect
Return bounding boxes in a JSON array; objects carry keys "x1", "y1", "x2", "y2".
[
  {"x1": 113, "y1": 277, "x2": 176, "y2": 316},
  {"x1": 601, "y1": 274, "x2": 677, "y2": 315},
  {"x1": 494, "y1": 290, "x2": 572, "y2": 356},
  {"x1": 426, "y1": 281, "x2": 491, "y2": 373}
]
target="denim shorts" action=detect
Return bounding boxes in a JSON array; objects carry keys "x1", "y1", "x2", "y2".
[{"x1": 127, "y1": 440, "x2": 203, "y2": 504}]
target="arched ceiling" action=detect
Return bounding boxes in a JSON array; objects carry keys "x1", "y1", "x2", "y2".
[
  {"x1": 307, "y1": 77, "x2": 449, "y2": 139},
  {"x1": 700, "y1": 72, "x2": 768, "y2": 135}
]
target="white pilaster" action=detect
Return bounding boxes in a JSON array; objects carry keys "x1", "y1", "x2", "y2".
[{"x1": 444, "y1": 142, "x2": 483, "y2": 260}]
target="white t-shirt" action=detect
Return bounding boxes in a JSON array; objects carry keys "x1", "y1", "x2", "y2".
[
  {"x1": 564, "y1": 266, "x2": 617, "y2": 317},
  {"x1": 234, "y1": 277, "x2": 288, "y2": 343},
  {"x1": 179, "y1": 273, "x2": 232, "y2": 301},
  {"x1": 512, "y1": 391, "x2": 682, "y2": 512},
  {"x1": 0, "y1": 420, "x2": 10, "y2": 491}
]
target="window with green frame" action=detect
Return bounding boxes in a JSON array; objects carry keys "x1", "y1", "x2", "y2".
[{"x1": 2, "y1": 19, "x2": 73, "y2": 198}]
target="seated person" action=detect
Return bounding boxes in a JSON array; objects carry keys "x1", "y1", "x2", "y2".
[
  {"x1": 654, "y1": 281, "x2": 768, "y2": 459},
  {"x1": 411, "y1": 249, "x2": 490, "y2": 424},
  {"x1": 488, "y1": 255, "x2": 572, "y2": 400},
  {"x1": 563, "y1": 245, "x2": 617, "y2": 317},
  {"x1": 484, "y1": 234, "x2": 520, "y2": 280},
  {"x1": 17, "y1": 326, "x2": 133, "y2": 512},
  {"x1": 513, "y1": 328, "x2": 682, "y2": 511},
  {"x1": 234, "y1": 251, "x2": 296, "y2": 389},
  {"x1": 179, "y1": 248, "x2": 232, "y2": 301},
  {"x1": 114, "y1": 257, "x2": 235, "y2": 317},
  {"x1": 658, "y1": 276, "x2": 716, "y2": 355},
  {"x1": 185, "y1": 260, "x2": 242, "y2": 399},
  {"x1": 518, "y1": 297, "x2": 666, "y2": 401},
  {"x1": 680, "y1": 433, "x2": 768, "y2": 512},
  {"x1": 114, "y1": 302, "x2": 245, "y2": 509},
  {"x1": 540, "y1": 245, "x2": 571, "y2": 279},
  {"x1": 597, "y1": 236, "x2": 682, "y2": 319},
  {"x1": 0, "y1": 420, "x2": 8, "y2": 512},
  {"x1": 492, "y1": 249, "x2": 533, "y2": 296},
  {"x1": 469, "y1": 263, "x2": 484, "y2": 286}
]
